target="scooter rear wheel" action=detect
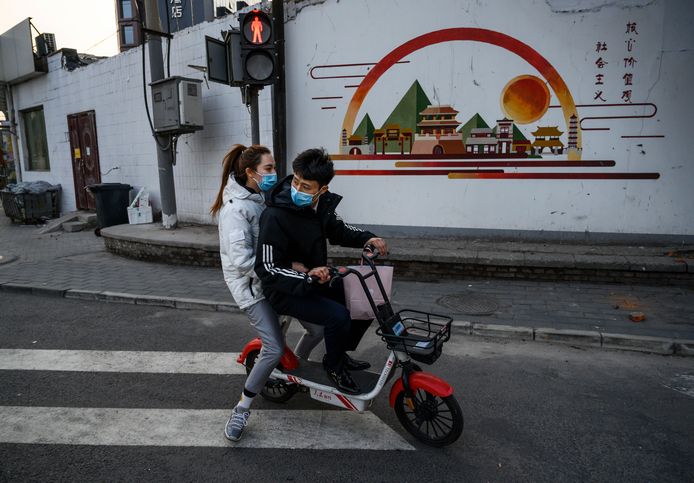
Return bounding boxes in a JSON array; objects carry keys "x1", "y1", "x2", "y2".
[
  {"x1": 245, "y1": 349, "x2": 297, "y2": 403},
  {"x1": 394, "y1": 389, "x2": 463, "y2": 447}
]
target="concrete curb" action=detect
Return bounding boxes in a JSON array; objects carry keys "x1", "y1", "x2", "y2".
[
  {"x1": 674, "y1": 340, "x2": 694, "y2": 356},
  {"x1": 472, "y1": 323, "x2": 533, "y2": 340},
  {"x1": 601, "y1": 333, "x2": 675, "y2": 355},
  {"x1": 1, "y1": 282, "x2": 65, "y2": 298},
  {"x1": 535, "y1": 328, "x2": 602, "y2": 348},
  {"x1": 1, "y1": 281, "x2": 689, "y2": 356},
  {"x1": 452, "y1": 320, "x2": 692, "y2": 357}
]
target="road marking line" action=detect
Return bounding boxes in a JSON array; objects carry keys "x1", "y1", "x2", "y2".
[
  {"x1": 0, "y1": 407, "x2": 415, "y2": 450},
  {"x1": 0, "y1": 349, "x2": 246, "y2": 375}
]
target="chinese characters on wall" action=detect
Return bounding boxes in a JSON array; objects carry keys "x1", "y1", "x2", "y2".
[
  {"x1": 594, "y1": 39, "x2": 608, "y2": 102},
  {"x1": 593, "y1": 21, "x2": 638, "y2": 104},
  {"x1": 622, "y1": 21, "x2": 638, "y2": 103}
]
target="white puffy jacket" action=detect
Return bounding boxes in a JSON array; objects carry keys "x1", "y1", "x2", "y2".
[{"x1": 218, "y1": 175, "x2": 266, "y2": 310}]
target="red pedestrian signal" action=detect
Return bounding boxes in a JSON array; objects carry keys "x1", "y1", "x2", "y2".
[
  {"x1": 238, "y1": 9, "x2": 275, "y2": 85},
  {"x1": 251, "y1": 15, "x2": 263, "y2": 44},
  {"x1": 242, "y1": 9, "x2": 271, "y2": 46}
]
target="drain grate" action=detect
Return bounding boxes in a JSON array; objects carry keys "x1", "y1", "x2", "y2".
[{"x1": 437, "y1": 292, "x2": 500, "y2": 315}]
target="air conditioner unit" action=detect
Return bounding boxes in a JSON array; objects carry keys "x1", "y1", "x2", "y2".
[{"x1": 35, "y1": 33, "x2": 56, "y2": 57}]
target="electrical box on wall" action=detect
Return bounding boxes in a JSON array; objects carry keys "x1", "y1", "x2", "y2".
[{"x1": 150, "y1": 77, "x2": 204, "y2": 134}]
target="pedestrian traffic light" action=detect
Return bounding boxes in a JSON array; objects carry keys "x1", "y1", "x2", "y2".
[{"x1": 238, "y1": 9, "x2": 276, "y2": 85}]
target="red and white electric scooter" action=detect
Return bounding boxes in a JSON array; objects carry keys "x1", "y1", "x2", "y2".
[{"x1": 237, "y1": 246, "x2": 463, "y2": 447}]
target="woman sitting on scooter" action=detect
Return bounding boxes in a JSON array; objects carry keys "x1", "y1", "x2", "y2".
[{"x1": 211, "y1": 144, "x2": 282, "y2": 442}]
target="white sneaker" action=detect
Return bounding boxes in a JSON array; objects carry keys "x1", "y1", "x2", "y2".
[{"x1": 224, "y1": 406, "x2": 251, "y2": 442}]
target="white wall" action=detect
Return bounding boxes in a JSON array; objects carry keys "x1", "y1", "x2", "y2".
[
  {"x1": 11, "y1": 0, "x2": 694, "y2": 235},
  {"x1": 284, "y1": 0, "x2": 694, "y2": 236}
]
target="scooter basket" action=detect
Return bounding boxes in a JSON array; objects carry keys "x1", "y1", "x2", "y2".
[{"x1": 376, "y1": 310, "x2": 452, "y2": 364}]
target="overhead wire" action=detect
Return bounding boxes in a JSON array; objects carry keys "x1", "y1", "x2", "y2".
[{"x1": 84, "y1": 30, "x2": 118, "y2": 54}]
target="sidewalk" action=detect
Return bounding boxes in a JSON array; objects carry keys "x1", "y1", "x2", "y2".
[{"x1": 1, "y1": 214, "x2": 693, "y2": 355}]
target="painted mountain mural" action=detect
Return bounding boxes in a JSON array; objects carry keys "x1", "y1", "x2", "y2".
[{"x1": 339, "y1": 79, "x2": 538, "y2": 157}]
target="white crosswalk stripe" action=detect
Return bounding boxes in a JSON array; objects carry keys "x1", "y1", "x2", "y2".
[
  {"x1": 0, "y1": 348, "x2": 415, "y2": 450},
  {"x1": 0, "y1": 349, "x2": 246, "y2": 374},
  {"x1": 0, "y1": 406, "x2": 414, "y2": 450}
]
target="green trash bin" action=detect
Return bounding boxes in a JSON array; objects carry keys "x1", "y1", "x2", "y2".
[{"x1": 88, "y1": 183, "x2": 132, "y2": 235}]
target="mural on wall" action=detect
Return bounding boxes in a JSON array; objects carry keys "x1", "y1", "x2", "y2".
[{"x1": 312, "y1": 27, "x2": 661, "y2": 181}]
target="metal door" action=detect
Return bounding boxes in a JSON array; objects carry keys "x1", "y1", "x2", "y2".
[{"x1": 68, "y1": 111, "x2": 101, "y2": 210}]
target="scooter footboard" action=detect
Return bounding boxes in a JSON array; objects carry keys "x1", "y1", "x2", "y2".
[{"x1": 389, "y1": 372, "x2": 453, "y2": 407}]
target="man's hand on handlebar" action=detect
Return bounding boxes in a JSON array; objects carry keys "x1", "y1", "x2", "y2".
[
  {"x1": 365, "y1": 237, "x2": 388, "y2": 256},
  {"x1": 308, "y1": 266, "x2": 331, "y2": 284}
]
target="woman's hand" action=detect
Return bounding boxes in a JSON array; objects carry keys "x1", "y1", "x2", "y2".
[{"x1": 292, "y1": 262, "x2": 309, "y2": 273}]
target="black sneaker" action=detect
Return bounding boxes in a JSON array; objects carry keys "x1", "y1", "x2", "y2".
[
  {"x1": 326, "y1": 366, "x2": 361, "y2": 395},
  {"x1": 344, "y1": 354, "x2": 370, "y2": 371},
  {"x1": 322, "y1": 354, "x2": 370, "y2": 371}
]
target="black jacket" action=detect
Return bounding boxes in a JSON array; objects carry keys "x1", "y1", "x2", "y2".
[{"x1": 255, "y1": 175, "x2": 375, "y2": 299}]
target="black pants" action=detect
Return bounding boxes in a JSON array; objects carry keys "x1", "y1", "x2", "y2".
[{"x1": 269, "y1": 283, "x2": 371, "y2": 369}]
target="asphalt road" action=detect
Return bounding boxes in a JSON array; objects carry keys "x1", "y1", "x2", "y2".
[{"x1": 1, "y1": 292, "x2": 693, "y2": 482}]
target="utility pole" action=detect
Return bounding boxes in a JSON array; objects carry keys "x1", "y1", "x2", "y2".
[{"x1": 143, "y1": 0, "x2": 177, "y2": 229}]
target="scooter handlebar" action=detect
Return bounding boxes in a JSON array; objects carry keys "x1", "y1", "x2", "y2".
[
  {"x1": 363, "y1": 244, "x2": 379, "y2": 258},
  {"x1": 307, "y1": 267, "x2": 348, "y2": 286}
]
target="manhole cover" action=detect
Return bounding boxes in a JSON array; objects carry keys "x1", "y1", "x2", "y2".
[{"x1": 437, "y1": 293, "x2": 500, "y2": 315}]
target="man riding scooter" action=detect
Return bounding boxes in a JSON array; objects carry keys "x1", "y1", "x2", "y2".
[{"x1": 255, "y1": 148, "x2": 388, "y2": 395}]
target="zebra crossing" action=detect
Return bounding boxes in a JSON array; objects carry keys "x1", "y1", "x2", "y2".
[
  {"x1": 0, "y1": 349, "x2": 246, "y2": 374},
  {"x1": 0, "y1": 348, "x2": 414, "y2": 451}
]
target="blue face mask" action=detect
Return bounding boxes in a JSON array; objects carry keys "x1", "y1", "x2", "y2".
[
  {"x1": 291, "y1": 186, "x2": 316, "y2": 208},
  {"x1": 254, "y1": 172, "x2": 277, "y2": 191}
]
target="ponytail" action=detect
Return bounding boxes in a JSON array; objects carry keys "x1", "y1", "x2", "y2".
[{"x1": 210, "y1": 144, "x2": 272, "y2": 216}]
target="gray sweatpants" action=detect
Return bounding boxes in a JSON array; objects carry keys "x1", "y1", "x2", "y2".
[{"x1": 244, "y1": 299, "x2": 284, "y2": 394}]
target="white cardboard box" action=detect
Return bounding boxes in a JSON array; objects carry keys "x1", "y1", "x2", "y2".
[{"x1": 127, "y1": 206, "x2": 153, "y2": 224}]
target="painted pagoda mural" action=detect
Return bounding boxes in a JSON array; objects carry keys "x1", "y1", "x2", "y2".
[{"x1": 339, "y1": 80, "x2": 571, "y2": 159}]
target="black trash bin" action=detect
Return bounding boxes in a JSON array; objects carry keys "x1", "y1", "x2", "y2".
[{"x1": 88, "y1": 183, "x2": 132, "y2": 235}]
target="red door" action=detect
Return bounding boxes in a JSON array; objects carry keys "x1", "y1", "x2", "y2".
[{"x1": 68, "y1": 111, "x2": 101, "y2": 210}]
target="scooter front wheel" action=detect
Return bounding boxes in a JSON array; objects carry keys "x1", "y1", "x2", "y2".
[
  {"x1": 245, "y1": 349, "x2": 297, "y2": 403},
  {"x1": 394, "y1": 389, "x2": 463, "y2": 447}
]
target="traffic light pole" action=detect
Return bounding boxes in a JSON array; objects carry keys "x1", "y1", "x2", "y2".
[{"x1": 248, "y1": 86, "x2": 260, "y2": 145}]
